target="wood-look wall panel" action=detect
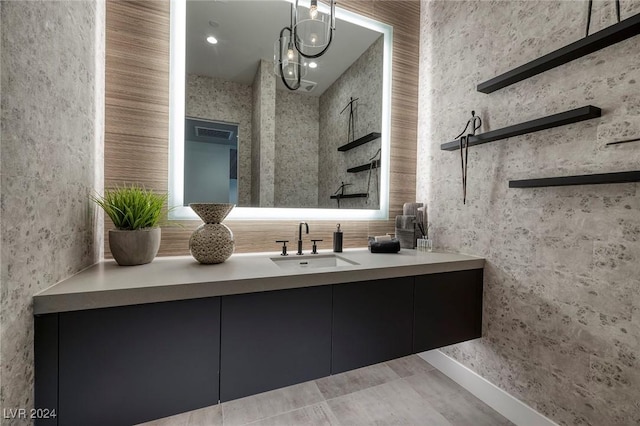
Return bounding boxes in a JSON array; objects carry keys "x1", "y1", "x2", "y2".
[
  {"x1": 107, "y1": 1, "x2": 170, "y2": 28},
  {"x1": 392, "y1": 159, "x2": 418, "y2": 175},
  {"x1": 106, "y1": 29, "x2": 170, "y2": 48},
  {"x1": 105, "y1": 1, "x2": 171, "y2": 257},
  {"x1": 105, "y1": 0, "x2": 419, "y2": 257},
  {"x1": 106, "y1": 70, "x2": 170, "y2": 99},
  {"x1": 392, "y1": 144, "x2": 419, "y2": 156},
  {"x1": 105, "y1": 140, "x2": 167, "y2": 187}
]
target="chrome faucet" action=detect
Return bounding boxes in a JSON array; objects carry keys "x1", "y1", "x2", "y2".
[{"x1": 297, "y1": 222, "x2": 309, "y2": 255}]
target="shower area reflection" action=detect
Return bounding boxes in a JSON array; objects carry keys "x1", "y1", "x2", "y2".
[{"x1": 184, "y1": 118, "x2": 239, "y2": 205}]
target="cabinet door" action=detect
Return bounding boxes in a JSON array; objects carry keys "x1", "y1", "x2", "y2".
[
  {"x1": 34, "y1": 314, "x2": 58, "y2": 426},
  {"x1": 58, "y1": 297, "x2": 220, "y2": 426},
  {"x1": 220, "y1": 285, "x2": 332, "y2": 402},
  {"x1": 413, "y1": 269, "x2": 483, "y2": 352},
  {"x1": 332, "y1": 277, "x2": 414, "y2": 374}
]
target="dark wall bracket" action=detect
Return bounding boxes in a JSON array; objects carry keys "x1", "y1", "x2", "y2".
[
  {"x1": 477, "y1": 13, "x2": 640, "y2": 94},
  {"x1": 509, "y1": 170, "x2": 640, "y2": 188},
  {"x1": 330, "y1": 193, "x2": 368, "y2": 199},
  {"x1": 347, "y1": 160, "x2": 381, "y2": 173},
  {"x1": 440, "y1": 105, "x2": 601, "y2": 151},
  {"x1": 337, "y1": 132, "x2": 381, "y2": 152}
]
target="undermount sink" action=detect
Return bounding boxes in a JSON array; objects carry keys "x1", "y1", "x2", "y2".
[{"x1": 271, "y1": 254, "x2": 360, "y2": 269}]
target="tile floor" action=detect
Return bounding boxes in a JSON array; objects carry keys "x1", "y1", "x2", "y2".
[{"x1": 139, "y1": 355, "x2": 513, "y2": 426}]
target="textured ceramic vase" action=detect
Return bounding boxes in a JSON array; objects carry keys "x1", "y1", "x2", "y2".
[
  {"x1": 189, "y1": 203, "x2": 235, "y2": 264},
  {"x1": 109, "y1": 227, "x2": 161, "y2": 266}
]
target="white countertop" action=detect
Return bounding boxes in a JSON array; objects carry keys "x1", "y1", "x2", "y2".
[{"x1": 33, "y1": 249, "x2": 485, "y2": 314}]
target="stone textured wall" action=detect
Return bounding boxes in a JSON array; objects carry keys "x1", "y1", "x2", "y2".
[
  {"x1": 319, "y1": 35, "x2": 383, "y2": 209},
  {"x1": 251, "y1": 62, "x2": 262, "y2": 206},
  {"x1": 0, "y1": 0, "x2": 104, "y2": 419},
  {"x1": 418, "y1": 1, "x2": 640, "y2": 424},
  {"x1": 250, "y1": 60, "x2": 276, "y2": 207},
  {"x1": 186, "y1": 74, "x2": 252, "y2": 206},
  {"x1": 274, "y1": 90, "x2": 320, "y2": 208}
]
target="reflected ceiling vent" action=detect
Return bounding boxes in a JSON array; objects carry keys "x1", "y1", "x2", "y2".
[
  {"x1": 195, "y1": 126, "x2": 233, "y2": 140},
  {"x1": 301, "y1": 79, "x2": 318, "y2": 93}
]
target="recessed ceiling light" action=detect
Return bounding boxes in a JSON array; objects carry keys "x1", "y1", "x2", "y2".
[
  {"x1": 206, "y1": 36, "x2": 218, "y2": 45},
  {"x1": 308, "y1": 62, "x2": 318, "y2": 69}
]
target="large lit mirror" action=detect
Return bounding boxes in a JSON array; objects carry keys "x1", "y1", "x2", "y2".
[{"x1": 169, "y1": 0, "x2": 392, "y2": 220}]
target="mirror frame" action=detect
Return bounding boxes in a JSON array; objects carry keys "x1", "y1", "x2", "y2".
[{"x1": 168, "y1": 0, "x2": 393, "y2": 220}]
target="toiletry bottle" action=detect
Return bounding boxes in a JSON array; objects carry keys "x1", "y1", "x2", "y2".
[{"x1": 333, "y1": 224, "x2": 343, "y2": 253}]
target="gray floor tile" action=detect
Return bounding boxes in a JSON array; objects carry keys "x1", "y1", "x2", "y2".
[
  {"x1": 136, "y1": 412, "x2": 189, "y2": 426},
  {"x1": 326, "y1": 377, "x2": 453, "y2": 425},
  {"x1": 402, "y1": 368, "x2": 467, "y2": 398},
  {"x1": 186, "y1": 404, "x2": 223, "y2": 425},
  {"x1": 136, "y1": 404, "x2": 223, "y2": 426},
  {"x1": 222, "y1": 381, "x2": 325, "y2": 426},
  {"x1": 246, "y1": 402, "x2": 340, "y2": 426},
  {"x1": 315, "y1": 362, "x2": 400, "y2": 400},
  {"x1": 138, "y1": 361, "x2": 511, "y2": 426},
  {"x1": 405, "y1": 372, "x2": 514, "y2": 426},
  {"x1": 385, "y1": 354, "x2": 436, "y2": 378}
]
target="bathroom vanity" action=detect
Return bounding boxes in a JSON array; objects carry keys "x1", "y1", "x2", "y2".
[{"x1": 33, "y1": 249, "x2": 484, "y2": 426}]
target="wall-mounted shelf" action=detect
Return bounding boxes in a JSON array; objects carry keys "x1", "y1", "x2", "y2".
[
  {"x1": 509, "y1": 171, "x2": 640, "y2": 188},
  {"x1": 347, "y1": 160, "x2": 381, "y2": 173},
  {"x1": 440, "y1": 105, "x2": 601, "y2": 151},
  {"x1": 477, "y1": 13, "x2": 640, "y2": 93},
  {"x1": 330, "y1": 193, "x2": 368, "y2": 199},
  {"x1": 337, "y1": 132, "x2": 381, "y2": 152}
]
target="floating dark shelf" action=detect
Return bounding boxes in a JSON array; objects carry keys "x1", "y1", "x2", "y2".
[
  {"x1": 347, "y1": 160, "x2": 381, "y2": 173},
  {"x1": 337, "y1": 132, "x2": 381, "y2": 152},
  {"x1": 330, "y1": 193, "x2": 368, "y2": 199},
  {"x1": 509, "y1": 171, "x2": 640, "y2": 188},
  {"x1": 440, "y1": 106, "x2": 601, "y2": 151},
  {"x1": 477, "y1": 13, "x2": 640, "y2": 93}
]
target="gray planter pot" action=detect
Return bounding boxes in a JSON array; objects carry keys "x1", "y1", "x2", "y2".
[{"x1": 109, "y1": 228, "x2": 161, "y2": 266}]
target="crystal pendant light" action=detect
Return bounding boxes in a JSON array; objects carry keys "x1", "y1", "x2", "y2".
[{"x1": 293, "y1": 0, "x2": 335, "y2": 59}]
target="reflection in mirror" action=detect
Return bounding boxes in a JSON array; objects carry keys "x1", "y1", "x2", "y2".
[
  {"x1": 184, "y1": 118, "x2": 238, "y2": 205},
  {"x1": 169, "y1": 0, "x2": 392, "y2": 220}
]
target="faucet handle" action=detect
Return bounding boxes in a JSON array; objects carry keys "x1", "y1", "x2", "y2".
[
  {"x1": 276, "y1": 240, "x2": 289, "y2": 256},
  {"x1": 311, "y1": 239, "x2": 323, "y2": 254}
]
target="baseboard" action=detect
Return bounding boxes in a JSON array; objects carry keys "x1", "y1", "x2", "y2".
[{"x1": 418, "y1": 350, "x2": 559, "y2": 426}]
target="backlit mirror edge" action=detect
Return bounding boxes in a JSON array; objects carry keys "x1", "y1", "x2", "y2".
[{"x1": 168, "y1": 0, "x2": 393, "y2": 221}]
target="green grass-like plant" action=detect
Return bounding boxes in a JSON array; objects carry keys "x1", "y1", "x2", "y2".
[{"x1": 91, "y1": 185, "x2": 168, "y2": 230}]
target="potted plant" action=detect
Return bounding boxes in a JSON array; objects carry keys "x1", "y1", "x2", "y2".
[{"x1": 91, "y1": 185, "x2": 167, "y2": 266}]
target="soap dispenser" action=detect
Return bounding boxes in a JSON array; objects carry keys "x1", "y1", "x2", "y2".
[{"x1": 333, "y1": 223, "x2": 343, "y2": 253}]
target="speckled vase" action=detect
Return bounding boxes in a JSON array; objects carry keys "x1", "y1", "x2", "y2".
[{"x1": 189, "y1": 203, "x2": 235, "y2": 264}]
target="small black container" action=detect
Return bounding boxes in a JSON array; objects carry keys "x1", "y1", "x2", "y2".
[{"x1": 333, "y1": 224, "x2": 343, "y2": 252}]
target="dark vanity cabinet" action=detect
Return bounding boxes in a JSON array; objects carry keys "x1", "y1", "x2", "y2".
[
  {"x1": 220, "y1": 286, "x2": 332, "y2": 401},
  {"x1": 332, "y1": 277, "x2": 414, "y2": 373},
  {"x1": 36, "y1": 298, "x2": 221, "y2": 426},
  {"x1": 413, "y1": 269, "x2": 483, "y2": 352},
  {"x1": 35, "y1": 269, "x2": 483, "y2": 425}
]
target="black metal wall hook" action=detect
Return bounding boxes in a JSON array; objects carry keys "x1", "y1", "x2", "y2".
[
  {"x1": 453, "y1": 111, "x2": 482, "y2": 204},
  {"x1": 366, "y1": 148, "x2": 381, "y2": 201},
  {"x1": 586, "y1": 0, "x2": 621, "y2": 37},
  {"x1": 605, "y1": 136, "x2": 640, "y2": 146},
  {"x1": 340, "y1": 97, "x2": 360, "y2": 144},
  {"x1": 332, "y1": 181, "x2": 353, "y2": 207}
]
